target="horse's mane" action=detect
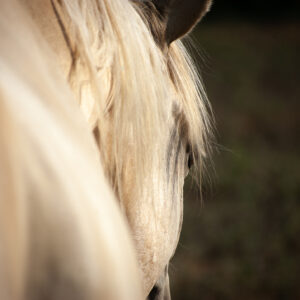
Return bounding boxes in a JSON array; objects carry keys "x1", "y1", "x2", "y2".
[
  {"x1": 0, "y1": 1, "x2": 141, "y2": 298},
  {"x1": 55, "y1": 0, "x2": 212, "y2": 202}
]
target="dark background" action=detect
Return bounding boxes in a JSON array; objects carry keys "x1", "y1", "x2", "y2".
[
  {"x1": 170, "y1": 1, "x2": 300, "y2": 299},
  {"x1": 207, "y1": 1, "x2": 300, "y2": 21}
]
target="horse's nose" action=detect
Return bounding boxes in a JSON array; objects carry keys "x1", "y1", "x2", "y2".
[{"x1": 147, "y1": 265, "x2": 171, "y2": 300}]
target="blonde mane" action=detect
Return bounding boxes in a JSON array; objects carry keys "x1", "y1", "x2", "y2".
[{"x1": 53, "y1": 0, "x2": 211, "y2": 202}]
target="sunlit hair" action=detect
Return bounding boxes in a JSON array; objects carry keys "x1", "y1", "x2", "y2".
[
  {"x1": 0, "y1": 1, "x2": 141, "y2": 299},
  {"x1": 56, "y1": 0, "x2": 212, "y2": 203}
]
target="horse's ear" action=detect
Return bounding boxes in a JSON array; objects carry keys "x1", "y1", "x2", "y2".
[{"x1": 153, "y1": 0, "x2": 212, "y2": 45}]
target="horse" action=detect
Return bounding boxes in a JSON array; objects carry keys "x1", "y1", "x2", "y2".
[{"x1": 0, "y1": 0, "x2": 212, "y2": 299}]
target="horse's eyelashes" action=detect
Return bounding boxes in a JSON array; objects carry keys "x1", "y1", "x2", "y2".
[
  {"x1": 188, "y1": 153, "x2": 194, "y2": 169},
  {"x1": 186, "y1": 143, "x2": 194, "y2": 169}
]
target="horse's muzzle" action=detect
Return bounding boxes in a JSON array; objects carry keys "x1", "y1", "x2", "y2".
[{"x1": 147, "y1": 265, "x2": 171, "y2": 300}]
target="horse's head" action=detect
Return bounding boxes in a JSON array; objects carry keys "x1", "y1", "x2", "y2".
[{"x1": 111, "y1": 0, "x2": 213, "y2": 297}]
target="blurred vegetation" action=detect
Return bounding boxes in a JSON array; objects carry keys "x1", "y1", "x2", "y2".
[{"x1": 170, "y1": 13, "x2": 300, "y2": 300}]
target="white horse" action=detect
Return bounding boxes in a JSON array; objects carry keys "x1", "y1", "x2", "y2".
[{"x1": 0, "y1": 0, "x2": 212, "y2": 299}]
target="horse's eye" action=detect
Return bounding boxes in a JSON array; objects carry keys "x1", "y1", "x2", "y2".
[
  {"x1": 186, "y1": 143, "x2": 194, "y2": 169},
  {"x1": 188, "y1": 153, "x2": 194, "y2": 169}
]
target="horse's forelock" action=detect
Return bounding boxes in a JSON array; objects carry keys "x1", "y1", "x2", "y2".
[
  {"x1": 58, "y1": 0, "x2": 212, "y2": 200},
  {"x1": 134, "y1": 0, "x2": 213, "y2": 184}
]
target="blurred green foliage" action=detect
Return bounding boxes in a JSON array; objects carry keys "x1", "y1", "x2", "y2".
[{"x1": 170, "y1": 22, "x2": 300, "y2": 300}]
